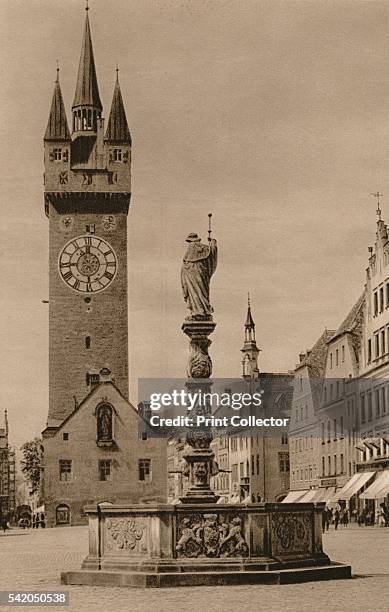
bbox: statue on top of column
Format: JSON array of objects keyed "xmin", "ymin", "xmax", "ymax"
[{"xmin": 181, "ymin": 222, "xmax": 217, "ymax": 321}]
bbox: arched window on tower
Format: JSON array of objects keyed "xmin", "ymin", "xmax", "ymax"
[
  {"xmin": 85, "ymin": 336, "xmax": 91, "ymax": 349},
  {"xmin": 96, "ymin": 403, "xmax": 114, "ymax": 446}
]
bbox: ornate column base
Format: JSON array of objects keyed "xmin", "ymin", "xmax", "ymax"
[{"xmin": 179, "ymin": 448, "xmax": 220, "ymax": 504}]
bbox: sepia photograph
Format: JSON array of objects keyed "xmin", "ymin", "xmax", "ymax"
[{"xmin": 0, "ymin": 0, "xmax": 388, "ymax": 610}]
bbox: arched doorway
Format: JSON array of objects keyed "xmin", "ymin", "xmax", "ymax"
[{"xmin": 56, "ymin": 504, "xmax": 70, "ymax": 525}]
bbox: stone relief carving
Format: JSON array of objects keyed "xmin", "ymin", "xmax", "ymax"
[
  {"xmin": 176, "ymin": 514, "xmax": 248, "ymax": 559},
  {"xmin": 102, "ymin": 214, "xmax": 117, "ymax": 232},
  {"xmin": 188, "ymin": 335, "xmax": 212, "ymax": 377},
  {"xmin": 105, "ymin": 518, "xmax": 147, "ymax": 553},
  {"xmin": 271, "ymin": 512, "xmax": 312, "ymax": 555},
  {"xmin": 59, "ymin": 216, "xmax": 74, "ymax": 232}
]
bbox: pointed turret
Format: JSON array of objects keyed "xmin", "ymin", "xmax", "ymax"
[
  {"xmin": 245, "ymin": 297, "xmax": 255, "ymax": 330},
  {"xmin": 105, "ymin": 72, "xmax": 131, "ymax": 144},
  {"xmin": 244, "ymin": 293, "xmax": 256, "ymax": 340},
  {"xmin": 72, "ymin": 6, "xmax": 102, "ymax": 133},
  {"xmin": 44, "ymin": 72, "xmax": 70, "ymax": 141},
  {"xmin": 241, "ymin": 294, "xmax": 260, "ymax": 379}
]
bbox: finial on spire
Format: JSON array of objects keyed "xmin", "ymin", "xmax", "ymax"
[
  {"xmin": 371, "ymin": 191, "xmax": 383, "ymax": 221},
  {"xmin": 116, "ymin": 63, "xmax": 119, "ymax": 82},
  {"xmin": 86, "ymin": 0, "xmax": 89, "ymax": 12},
  {"xmin": 56, "ymin": 59, "xmax": 59, "ymax": 83},
  {"xmin": 248, "ymin": 292, "xmax": 251, "ymax": 308}
]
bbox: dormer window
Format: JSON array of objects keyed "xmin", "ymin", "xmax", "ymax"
[{"xmin": 96, "ymin": 402, "xmax": 114, "ymax": 446}]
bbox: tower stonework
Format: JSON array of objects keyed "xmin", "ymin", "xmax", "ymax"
[{"xmin": 44, "ymin": 11, "xmax": 131, "ymax": 423}]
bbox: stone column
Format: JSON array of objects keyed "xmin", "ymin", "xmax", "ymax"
[{"xmin": 180, "ymin": 320, "xmax": 219, "ymax": 504}]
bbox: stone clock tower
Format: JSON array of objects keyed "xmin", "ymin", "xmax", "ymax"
[{"xmin": 44, "ymin": 8, "xmax": 131, "ymax": 423}]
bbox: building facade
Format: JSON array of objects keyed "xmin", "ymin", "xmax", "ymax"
[
  {"xmin": 43, "ymin": 370, "xmax": 166, "ymax": 527},
  {"xmin": 211, "ymin": 299, "xmax": 293, "ymax": 503},
  {"xmin": 41, "ymin": 7, "xmax": 166, "ymax": 525},
  {"xmin": 0, "ymin": 411, "xmax": 16, "ymax": 525},
  {"xmin": 317, "ymin": 300, "xmax": 362, "ymax": 504},
  {"xmin": 354, "ymin": 211, "xmax": 389, "ymax": 511},
  {"xmin": 288, "ymin": 330, "xmax": 335, "ymax": 501},
  {"xmin": 287, "ymin": 209, "xmax": 389, "ymax": 512}
]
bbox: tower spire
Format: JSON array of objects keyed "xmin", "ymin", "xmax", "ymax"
[
  {"xmin": 44, "ymin": 68, "xmax": 70, "ymax": 141},
  {"xmin": 241, "ymin": 294, "xmax": 260, "ymax": 379},
  {"xmin": 72, "ymin": 5, "xmax": 102, "ymax": 132},
  {"xmin": 105, "ymin": 70, "xmax": 131, "ymax": 144},
  {"xmin": 245, "ymin": 292, "xmax": 255, "ymax": 329}
]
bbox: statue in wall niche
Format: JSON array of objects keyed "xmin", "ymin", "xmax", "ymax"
[
  {"xmin": 97, "ymin": 404, "xmax": 113, "ymax": 442},
  {"xmin": 181, "ymin": 216, "xmax": 217, "ymax": 320}
]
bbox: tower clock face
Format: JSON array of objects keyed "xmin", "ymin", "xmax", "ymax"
[{"xmin": 58, "ymin": 235, "xmax": 118, "ymax": 293}]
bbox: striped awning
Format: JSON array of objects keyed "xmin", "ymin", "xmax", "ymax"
[
  {"xmin": 282, "ymin": 490, "xmax": 308, "ymax": 503},
  {"xmin": 360, "ymin": 471, "xmax": 389, "ymax": 500},
  {"xmin": 297, "ymin": 489, "xmax": 319, "ymax": 503},
  {"xmin": 333, "ymin": 472, "xmax": 375, "ymax": 501}
]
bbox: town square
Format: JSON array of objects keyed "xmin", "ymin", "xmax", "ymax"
[
  {"xmin": 0, "ymin": 0, "xmax": 388, "ymax": 610},
  {"xmin": 0, "ymin": 524, "xmax": 388, "ymax": 611}
]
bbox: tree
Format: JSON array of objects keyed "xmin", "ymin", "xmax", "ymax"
[{"xmin": 20, "ymin": 438, "xmax": 43, "ymax": 495}]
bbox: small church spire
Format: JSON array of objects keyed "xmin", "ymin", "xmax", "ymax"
[
  {"xmin": 241, "ymin": 293, "xmax": 260, "ymax": 379},
  {"xmin": 105, "ymin": 71, "xmax": 131, "ymax": 144},
  {"xmin": 44, "ymin": 68, "xmax": 70, "ymax": 141},
  {"xmin": 245, "ymin": 292, "xmax": 255, "ymax": 330},
  {"xmin": 72, "ymin": 4, "xmax": 102, "ymax": 132}
]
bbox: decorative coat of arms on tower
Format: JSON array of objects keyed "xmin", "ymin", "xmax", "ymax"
[{"xmin": 102, "ymin": 215, "xmax": 116, "ymax": 232}]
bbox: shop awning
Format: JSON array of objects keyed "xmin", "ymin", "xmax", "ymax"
[
  {"xmin": 297, "ymin": 490, "xmax": 315, "ymax": 502},
  {"xmin": 282, "ymin": 490, "xmax": 308, "ymax": 503},
  {"xmin": 315, "ymin": 487, "xmax": 336, "ymax": 504},
  {"xmin": 360, "ymin": 471, "xmax": 389, "ymax": 500},
  {"xmin": 333, "ymin": 472, "xmax": 375, "ymax": 501}
]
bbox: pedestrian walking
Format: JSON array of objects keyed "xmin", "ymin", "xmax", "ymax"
[
  {"xmin": 326, "ymin": 507, "xmax": 332, "ymax": 530},
  {"xmin": 334, "ymin": 509, "xmax": 340, "ymax": 530}
]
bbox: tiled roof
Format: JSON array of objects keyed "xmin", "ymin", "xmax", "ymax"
[
  {"xmin": 298, "ymin": 329, "xmax": 336, "ymax": 378},
  {"xmin": 332, "ymin": 292, "xmax": 365, "ymax": 340}
]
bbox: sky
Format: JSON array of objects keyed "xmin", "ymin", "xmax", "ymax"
[{"xmin": 0, "ymin": 0, "xmax": 388, "ymax": 449}]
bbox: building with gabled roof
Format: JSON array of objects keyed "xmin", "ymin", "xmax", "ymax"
[
  {"xmin": 42, "ymin": 368, "xmax": 166, "ymax": 527},
  {"xmin": 287, "ymin": 329, "xmax": 335, "ymax": 502}
]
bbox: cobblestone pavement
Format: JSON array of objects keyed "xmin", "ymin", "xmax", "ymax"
[{"xmin": 0, "ymin": 524, "xmax": 388, "ymax": 612}]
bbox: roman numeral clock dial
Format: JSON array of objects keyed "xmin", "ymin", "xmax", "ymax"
[{"xmin": 58, "ymin": 235, "xmax": 118, "ymax": 293}]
